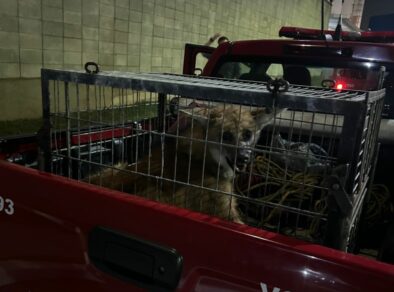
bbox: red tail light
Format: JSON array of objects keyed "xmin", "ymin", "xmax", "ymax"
[{"xmin": 336, "ymin": 82, "xmax": 345, "ymax": 90}]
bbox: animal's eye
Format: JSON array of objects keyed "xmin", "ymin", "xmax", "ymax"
[
  {"xmin": 222, "ymin": 131, "xmax": 234, "ymax": 142},
  {"xmin": 242, "ymin": 129, "xmax": 253, "ymax": 141}
]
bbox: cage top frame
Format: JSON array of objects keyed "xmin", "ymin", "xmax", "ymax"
[
  {"xmin": 41, "ymin": 68, "xmax": 385, "ymax": 115},
  {"xmin": 40, "ymin": 68, "xmax": 385, "ymax": 190}
]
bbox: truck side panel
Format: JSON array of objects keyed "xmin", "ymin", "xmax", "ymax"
[{"xmin": 1, "ymin": 161, "xmax": 394, "ymax": 291}]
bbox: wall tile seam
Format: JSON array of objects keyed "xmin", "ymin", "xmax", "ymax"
[
  {"xmin": 125, "ymin": 0, "xmax": 130, "ymax": 69},
  {"xmin": 85, "ymin": 0, "xmax": 97, "ymax": 67},
  {"xmin": 56, "ymin": 0, "xmax": 65, "ymax": 67},
  {"xmin": 136, "ymin": 0, "xmax": 144, "ymax": 71},
  {"xmin": 78, "ymin": 0, "xmax": 82, "ymax": 67},
  {"xmin": 16, "ymin": 0, "xmax": 21, "ymax": 77},
  {"xmin": 40, "ymin": 0, "xmax": 45, "ymax": 72},
  {"xmin": 111, "ymin": 2, "xmax": 116, "ymax": 68},
  {"xmin": 99, "ymin": 1, "xmax": 111, "ymax": 69}
]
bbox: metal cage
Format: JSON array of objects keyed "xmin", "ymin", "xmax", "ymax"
[{"xmin": 39, "ymin": 68, "xmax": 385, "ymax": 251}]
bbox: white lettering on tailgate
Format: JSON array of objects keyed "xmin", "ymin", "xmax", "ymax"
[
  {"xmin": 0, "ymin": 196, "xmax": 14, "ymax": 215},
  {"xmin": 260, "ymin": 282, "xmax": 290, "ymax": 292}
]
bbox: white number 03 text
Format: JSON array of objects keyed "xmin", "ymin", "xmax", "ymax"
[{"xmin": 0, "ymin": 196, "xmax": 14, "ymax": 215}]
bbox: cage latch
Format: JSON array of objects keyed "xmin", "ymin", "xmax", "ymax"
[
  {"xmin": 323, "ymin": 175, "xmax": 353, "ymax": 215},
  {"xmin": 266, "ymin": 78, "xmax": 289, "ymax": 93}
]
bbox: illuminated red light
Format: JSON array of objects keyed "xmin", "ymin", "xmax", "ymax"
[{"xmin": 336, "ymin": 83, "xmax": 344, "ymax": 90}]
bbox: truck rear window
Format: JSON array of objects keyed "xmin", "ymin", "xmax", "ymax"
[{"xmin": 214, "ymin": 61, "xmax": 383, "ymax": 91}]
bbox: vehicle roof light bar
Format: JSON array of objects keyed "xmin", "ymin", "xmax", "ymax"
[{"xmin": 279, "ymin": 27, "xmax": 394, "ymax": 43}]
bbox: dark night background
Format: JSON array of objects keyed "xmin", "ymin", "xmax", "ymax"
[{"xmin": 361, "ymin": 0, "xmax": 394, "ymax": 30}]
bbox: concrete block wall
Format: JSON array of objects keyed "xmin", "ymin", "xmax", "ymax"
[{"xmin": 0, "ymin": 0, "xmax": 330, "ymax": 121}]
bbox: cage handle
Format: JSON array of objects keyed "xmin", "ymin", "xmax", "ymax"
[{"xmin": 84, "ymin": 62, "xmax": 100, "ymax": 74}]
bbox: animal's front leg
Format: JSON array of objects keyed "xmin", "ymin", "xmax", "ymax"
[{"xmin": 230, "ymin": 200, "xmax": 244, "ymax": 224}]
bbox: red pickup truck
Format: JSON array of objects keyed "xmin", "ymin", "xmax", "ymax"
[
  {"xmin": 186, "ymin": 26, "xmax": 394, "ymax": 253},
  {"xmin": 1, "ymin": 27, "xmax": 394, "ymax": 292}
]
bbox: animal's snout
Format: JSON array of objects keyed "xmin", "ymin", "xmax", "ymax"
[
  {"xmin": 236, "ymin": 156, "xmax": 249, "ymax": 166},
  {"xmin": 236, "ymin": 149, "xmax": 252, "ymax": 167}
]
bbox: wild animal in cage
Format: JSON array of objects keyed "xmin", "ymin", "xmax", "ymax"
[
  {"xmin": 41, "ymin": 70, "xmax": 385, "ymax": 250},
  {"xmin": 88, "ymin": 103, "xmax": 284, "ymax": 224}
]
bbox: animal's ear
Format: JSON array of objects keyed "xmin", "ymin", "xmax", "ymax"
[
  {"xmin": 251, "ymin": 107, "xmax": 286, "ymax": 128},
  {"xmin": 178, "ymin": 108, "xmax": 210, "ymax": 127}
]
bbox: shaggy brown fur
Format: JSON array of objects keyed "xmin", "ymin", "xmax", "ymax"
[{"xmin": 88, "ymin": 104, "xmax": 281, "ymax": 223}]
